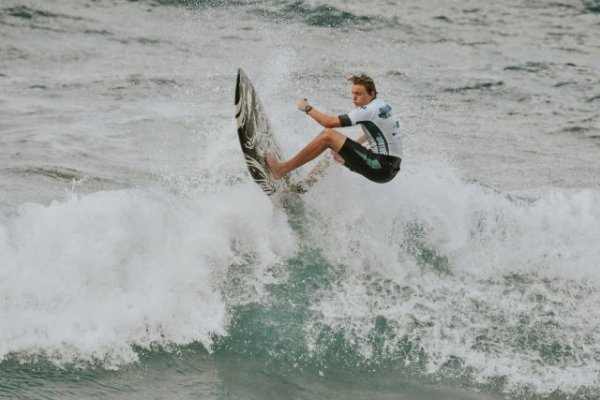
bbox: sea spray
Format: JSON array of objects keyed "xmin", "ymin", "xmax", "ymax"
[{"xmin": 0, "ymin": 185, "xmax": 297, "ymax": 367}]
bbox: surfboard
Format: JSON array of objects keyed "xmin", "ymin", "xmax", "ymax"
[{"xmin": 234, "ymin": 68, "xmax": 289, "ymax": 195}]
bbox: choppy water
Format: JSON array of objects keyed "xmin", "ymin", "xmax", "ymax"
[{"xmin": 1, "ymin": 1, "xmax": 599, "ymax": 399}]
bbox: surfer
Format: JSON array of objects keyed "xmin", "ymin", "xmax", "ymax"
[{"xmin": 266, "ymin": 74, "xmax": 402, "ymax": 184}]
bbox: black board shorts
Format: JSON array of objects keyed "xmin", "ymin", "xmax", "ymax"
[{"xmin": 338, "ymin": 138, "xmax": 401, "ymax": 183}]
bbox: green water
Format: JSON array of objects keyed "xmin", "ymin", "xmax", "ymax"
[{"xmin": 0, "ymin": 350, "xmax": 504, "ymax": 400}]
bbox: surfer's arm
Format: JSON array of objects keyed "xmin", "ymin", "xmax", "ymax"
[{"xmin": 297, "ymin": 99, "xmax": 341, "ymax": 129}]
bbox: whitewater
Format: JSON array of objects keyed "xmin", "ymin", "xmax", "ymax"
[{"xmin": 1, "ymin": 1, "xmax": 599, "ymax": 399}]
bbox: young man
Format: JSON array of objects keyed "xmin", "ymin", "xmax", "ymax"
[{"xmin": 266, "ymin": 74, "xmax": 402, "ymax": 184}]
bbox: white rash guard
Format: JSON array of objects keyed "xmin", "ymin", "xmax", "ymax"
[{"xmin": 339, "ymin": 97, "xmax": 403, "ymax": 159}]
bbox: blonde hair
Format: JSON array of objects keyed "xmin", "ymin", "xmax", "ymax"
[{"xmin": 347, "ymin": 74, "xmax": 377, "ymax": 97}]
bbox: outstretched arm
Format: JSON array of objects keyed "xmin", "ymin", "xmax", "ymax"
[{"xmin": 297, "ymin": 99, "xmax": 341, "ymax": 129}]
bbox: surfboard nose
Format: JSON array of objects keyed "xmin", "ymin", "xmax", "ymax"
[{"xmin": 235, "ymin": 68, "xmax": 244, "ymax": 105}]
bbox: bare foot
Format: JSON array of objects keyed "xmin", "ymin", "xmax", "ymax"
[{"xmin": 265, "ymin": 154, "xmax": 287, "ymax": 180}]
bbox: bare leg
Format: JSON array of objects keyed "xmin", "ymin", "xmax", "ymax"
[
  {"xmin": 266, "ymin": 129, "xmax": 347, "ymax": 180},
  {"xmin": 301, "ymin": 149, "xmax": 348, "ymax": 188},
  {"xmin": 302, "ymin": 152, "xmax": 332, "ymax": 188}
]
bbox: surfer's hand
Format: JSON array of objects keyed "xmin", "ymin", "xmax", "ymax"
[{"xmin": 297, "ymin": 99, "xmax": 309, "ymax": 112}]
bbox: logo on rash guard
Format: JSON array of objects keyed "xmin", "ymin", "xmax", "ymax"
[
  {"xmin": 393, "ymin": 121, "xmax": 401, "ymax": 137},
  {"xmin": 378, "ymin": 105, "xmax": 392, "ymax": 119}
]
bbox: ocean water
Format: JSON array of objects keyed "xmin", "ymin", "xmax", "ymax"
[{"xmin": 1, "ymin": 0, "xmax": 600, "ymax": 399}]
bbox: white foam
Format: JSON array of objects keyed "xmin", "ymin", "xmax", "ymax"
[
  {"xmin": 303, "ymin": 155, "xmax": 600, "ymax": 280},
  {"xmin": 0, "ymin": 185, "xmax": 297, "ymax": 367},
  {"xmin": 302, "ymin": 155, "xmax": 600, "ymax": 395}
]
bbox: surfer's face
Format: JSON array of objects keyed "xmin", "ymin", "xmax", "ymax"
[{"xmin": 351, "ymin": 84, "xmax": 375, "ymax": 107}]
